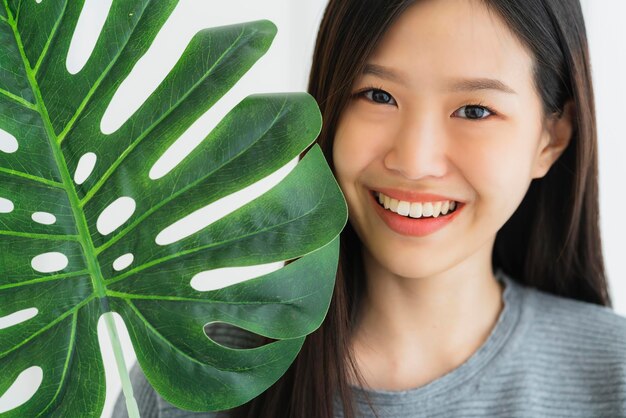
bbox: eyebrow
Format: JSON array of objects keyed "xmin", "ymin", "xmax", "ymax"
[
  {"xmin": 363, "ymin": 63, "xmax": 409, "ymax": 84},
  {"xmin": 448, "ymin": 78, "xmax": 517, "ymax": 95},
  {"xmin": 362, "ymin": 63, "xmax": 517, "ymax": 95}
]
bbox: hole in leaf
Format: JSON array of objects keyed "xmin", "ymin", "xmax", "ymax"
[
  {"xmin": 0, "ymin": 308, "xmax": 38, "ymax": 330},
  {"xmin": 155, "ymin": 158, "xmax": 297, "ymax": 246},
  {"xmin": 99, "ymin": 3, "xmax": 195, "ymax": 135},
  {"xmin": 66, "ymin": 0, "xmax": 113, "ymax": 74},
  {"xmin": 112, "ymin": 253, "xmax": 134, "ymax": 271},
  {"xmin": 204, "ymin": 322, "xmax": 273, "ymax": 350},
  {"xmin": 191, "ymin": 261, "xmax": 284, "ymax": 292},
  {"xmin": 0, "ymin": 366, "xmax": 43, "ymax": 413},
  {"xmin": 97, "ymin": 196, "xmax": 136, "ymax": 236},
  {"xmin": 0, "ymin": 129, "xmax": 18, "ymax": 154},
  {"xmin": 149, "ymin": 105, "xmax": 230, "ymax": 181},
  {"xmin": 35, "ymin": 0, "xmax": 42, "ymax": 3},
  {"xmin": 31, "ymin": 252, "xmax": 68, "ymax": 273},
  {"xmin": 0, "ymin": 197, "xmax": 14, "ymax": 213},
  {"xmin": 74, "ymin": 152, "xmax": 97, "ymax": 185},
  {"xmin": 31, "ymin": 212, "xmax": 56, "ymax": 225}
]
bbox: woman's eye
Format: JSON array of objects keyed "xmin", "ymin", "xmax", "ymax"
[
  {"xmin": 453, "ymin": 105, "xmax": 493, "ymax": 120},
  {"xmin": 362, "ymin": 89, "xmax": 397, "ymax": 105}
]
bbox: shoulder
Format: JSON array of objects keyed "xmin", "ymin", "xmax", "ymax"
[
  {"xmin": 473, "ymin": 277, "xmax": 626, "ymax": 417},
  {"xmin": 490, "ymin": 279, "xmax": 626, "ymax": 414},
  {"xmin": 526, "ymin": 284, "xmax": 626, "ymax": 341},
  {"xmin": 520, "ymin": 282, "xmax": 626, "ymax": 365}
]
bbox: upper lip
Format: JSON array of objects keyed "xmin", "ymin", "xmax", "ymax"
[{"xmin": 372, "ymin": 187, "xmax": 463, "ymax": 203}]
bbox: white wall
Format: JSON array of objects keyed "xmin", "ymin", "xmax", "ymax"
[{"xmin": 0, "ymin": 1, "xmax": 622, "ymax": 417}]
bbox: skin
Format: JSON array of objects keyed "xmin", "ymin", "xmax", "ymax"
[{"xmin": 332, "ymin": 0, "xmax": 574, "ymax": 390}]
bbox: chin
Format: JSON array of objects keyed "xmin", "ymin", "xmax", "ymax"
[
  {"xmin": 367, "ymin": 243, "xmax": 454, "ymax": 280},
  {"xmin": 391, "ymin": 261, "xmax": 448, "ymax": 280}
]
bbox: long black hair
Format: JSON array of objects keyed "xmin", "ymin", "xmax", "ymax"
[{"xmin": 232, "ymin": 1, "xmax": 610, "ymax": 417}]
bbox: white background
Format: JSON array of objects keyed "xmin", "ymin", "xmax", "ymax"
[{"xmin": 0, "ymin": 1, "xmax": 623, "ymax": 417}]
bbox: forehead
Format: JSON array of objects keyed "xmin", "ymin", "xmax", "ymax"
[{"xmin": 366, "ymin": 0, "xmax": 534, "ymax": 93}]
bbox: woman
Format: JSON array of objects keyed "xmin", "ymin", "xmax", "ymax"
[{"xmin": 115, "ymin": 0, "xmax": 626, "ymax": 417}]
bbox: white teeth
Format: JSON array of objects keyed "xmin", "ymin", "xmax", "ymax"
[
  {"xmin": 409, "ymin": 202, "xmax": 422, "ymax": 218},
  {"xmin": 375, "ymin": 192, "xmax": 459, "ymax": 219},
  {"xmin": 397, "ymin": 201, "xmax": 410, "ymax": 216},
  {"xmin": 432, "ymin": 201, "xmax": 442, "ymax": 218},
  {"xmin": 422, "ymin": 202, "xmax": 433, "ymax": 217},
  {"xmin": 441, "ymin": 201, "xmax": 450, "ymax": 215}
]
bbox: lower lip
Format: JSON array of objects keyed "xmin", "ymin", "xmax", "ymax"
[{"xmin": 370, "ymin": 192, "xmax": 464, "ymax": 237}]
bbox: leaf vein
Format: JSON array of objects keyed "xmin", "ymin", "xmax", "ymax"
[
  {"xmin": 0, "ymin": 86, "xmax": 37, "ymax": 109},
  {"xmin": 0, "ymin": 270, "xmax": 88, "ymax": 291},
  {"xmin": 0, "ymin": 167, "xmax": 64, "ymax": 188},
  {"xmin": 107, "ymin": 290, "xmax": 317, "ymax": 305},
  {"xmin": 0, "ymin": 230, "xmax": 79, "ymax": 241},
  {"xmin": 33, "ymin": 0, "xmax": 69, "ymax": 75},
  {"xmin": 39, "ymin": 310, "xmax": 78, "ymax": 415}
]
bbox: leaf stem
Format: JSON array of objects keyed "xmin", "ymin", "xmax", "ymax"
[{"xmin": 103, "ymin": 311, "xmax": 140, "ymax": 418}]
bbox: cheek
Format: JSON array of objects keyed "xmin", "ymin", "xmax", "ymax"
[
  {"xmin": 332, "ymin": 114, "xmax": 388, "ymax": 186},
  {"xmin": 451, "ymin": 123, "xmax": 542, "ymax": 211},
  {"xmin": 332, "ymin": 115, "xmax": 391, "ymax": 229}
]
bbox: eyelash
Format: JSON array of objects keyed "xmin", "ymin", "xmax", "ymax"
[{"xmin": 353, "ymin": 86, "xmax": 498, "ymax": 119}]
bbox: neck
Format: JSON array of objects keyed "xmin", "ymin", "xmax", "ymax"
[{"xmin": 349, "ymin": 240, "xmax": 504, "ymax": 390}]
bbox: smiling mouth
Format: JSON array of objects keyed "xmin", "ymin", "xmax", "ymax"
[{"xmin": 372, "ymin": 191, "xmax": 461, "ymax": 219}]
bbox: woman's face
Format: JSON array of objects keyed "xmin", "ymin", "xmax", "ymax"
[{"xmin": 332, "ymin": 0, "xmax": 569, "ymax": 279}]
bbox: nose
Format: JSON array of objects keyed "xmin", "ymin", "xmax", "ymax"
[{"xmin": 383, "ymin": 113, "xmax": 449, "ymax": 180}]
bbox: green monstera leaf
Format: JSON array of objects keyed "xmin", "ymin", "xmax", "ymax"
[{"xmin": 0, "ymin": 0, "xmax": 347, "ymax": 416}]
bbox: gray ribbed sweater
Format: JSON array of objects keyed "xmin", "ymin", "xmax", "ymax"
[{"xmin": 112, "ymin": 270, "xmax": 626, "ymax": 417}]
